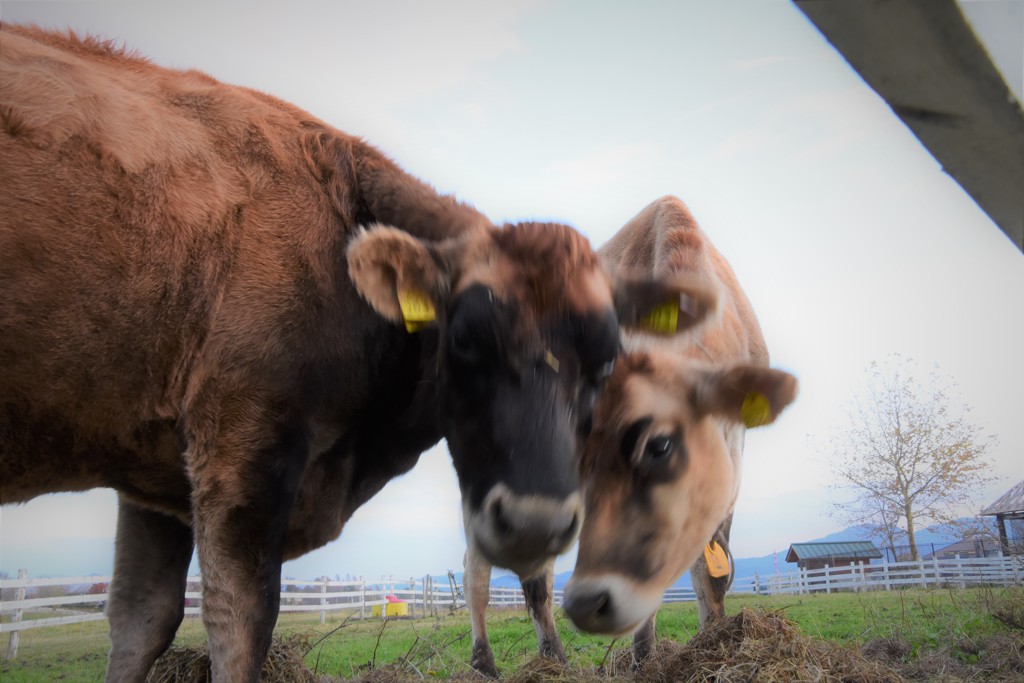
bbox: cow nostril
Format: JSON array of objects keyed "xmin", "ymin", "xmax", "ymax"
[{"xmin": 565, "ymin": 589, "xmax": 612, "ymax": 624}]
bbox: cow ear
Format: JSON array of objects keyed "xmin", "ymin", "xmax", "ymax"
[
  {"xmin": 612, "ymin": 274, "xmax": 720, "ymax": 337},
  {"xmin": 693, "ymin": 365, "xmax": 798, "ymax": 428},
  {"xmin": 347, "ymin": 225, "xmax": 449, "ymax": 332}
]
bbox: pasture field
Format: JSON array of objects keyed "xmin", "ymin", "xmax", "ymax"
[{"xmin": 2, "ymin": 587, "xmax": 1021, "ymax": 681}]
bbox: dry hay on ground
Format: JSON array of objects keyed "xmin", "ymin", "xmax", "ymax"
[
  {"xmin": 861, "ymin": 633, "xmax": 1024, "ymax": 682},
  {"xmin": 631, "ymin": 607, "xmax": 907, "ymax": 683},
  {"xmin": 348, "ymin": 607, "xmax": 909, "ymax": 683},
  {"xmin": 147, "ymin": 634, "xmax": 329, "ymax": 683},
  {"xmin": 147, "ymin": 607, "xmax": 1023, "ymax": 682}
]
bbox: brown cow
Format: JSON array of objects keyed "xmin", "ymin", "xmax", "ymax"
[
  {"xmin": 0, "ymin": 26, "xmax": 708, "ymax": 683},
  {"xmin": 561, "ymin": 195, "xmax": 798, "ymax": 655}
]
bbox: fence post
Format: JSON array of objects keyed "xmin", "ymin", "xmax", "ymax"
[
  {"xmin": 359, "ymin": 577, "xmax": 365, "ymax": 620},
  {"xmin": 319, "ymin": 576, "xmax": 328, "ymax": 625},
  {"xmin": 753, "ymin": 572, "xmax": 760, "ymax": 595},
  {"xmin": 955, "ymin": 554, "xmax": 964, "ymax": 589},
  {"xmin": 883, "ymin": 557, "xmax": 891, "ymax": 591},
  {"xmin": 932, "ymin": 556, "xmax": 940, "ymax": 588},
  {"xmin": 5, "ymin": 569, "xmax": 27, "ymax": 660},
  {"xmin": 919, "ymin": 559, "xmax": 928, "ymax": 588},
  {"xmin": 824, "ymin": 564, "xmax": 831, "ymax": 594}
]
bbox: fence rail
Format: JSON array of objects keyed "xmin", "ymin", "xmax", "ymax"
[
  {"xmin": 3, "ymin": 553, "xmax": 1020, "ymax": 658},
  {"xmin": 728, "ymin": 554, "xmax": 1023, "ymax": 596}
]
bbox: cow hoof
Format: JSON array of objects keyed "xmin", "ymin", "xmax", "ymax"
[
  {"xmin": 470, "ymin": 661, "xmax": 500, "ymax": 679},
  {"xmin": 538, "ymin": 642, "xmax": 567, "ymax": 665},
  {"xmin": 471, "ymin": 641, "xmax": 499, "ymax": 678}
]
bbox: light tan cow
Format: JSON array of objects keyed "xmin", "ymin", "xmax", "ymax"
[
  {"xmin": 461, "ymin": 195, "xmax": 794, "ymax": 674},
  {"xmin": 562, "ymin": 195, "xmax": 798, "ymax": 652}
]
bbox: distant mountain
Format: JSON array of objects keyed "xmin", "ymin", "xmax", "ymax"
[
  {"xmin": 491, "ymin": 520, "xmax": 977, "ymax": 590},
  {"xmin": 490, "ymin": 573, "xmax": 523, "ymax": 588},
  {"xmin": 489, "ymin": 571, "xmax": 573, "ymax": 590}
]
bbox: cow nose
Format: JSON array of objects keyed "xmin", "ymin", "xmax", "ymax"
[
  {"xmin": 484, "ymin": 486, "xmax": 583, "ymax": 558},
  {"xmin": 562, "ymin": 586, "xmax": 613, "ymax": 632}
]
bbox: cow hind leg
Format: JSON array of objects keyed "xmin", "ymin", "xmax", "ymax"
[
  {"xmin": 463, "ymin": 547, "xmax": 499, "ymax": 677},
  {"xmin": 106, "ymin": 497, "xmax": 194, "ymax": 683},
  {"xmin": 190, "ymin": 423, "xmax": 308, "ymax": 683},
  {"xmin": 521, "ymin": 560, "xmax": 566, "ymax": 664}
]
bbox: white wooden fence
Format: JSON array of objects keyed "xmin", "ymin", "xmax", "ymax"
[
  {"xmin": 3, "ymin": 554, "xmax": 1020, "ymax": 658},
  {"xmin": 0, "ymin": 572, "xmax": 555, "ymax": 658},
  {"xmin": 727, "ymin": 554, "xmax": 1023, "ymax": 596}
]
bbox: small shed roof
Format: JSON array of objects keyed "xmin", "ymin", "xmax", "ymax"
[
  {"xmin": 923, "ymin": 538, "xmax": 989, "ymax": 559},
  {"xmin": 785, "ymin": 541, "xmax": 882, "ymax": 563},
  {"xmin": 982, "ymin": 479, "xmax": 1024, "ymax": 517}
]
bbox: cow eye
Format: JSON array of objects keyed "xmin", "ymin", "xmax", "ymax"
[{"xmin": 645, "ymin": 435, "xmax": 673, "ymax": 461}]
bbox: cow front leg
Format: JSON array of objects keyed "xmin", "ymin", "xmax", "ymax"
[
  {"xmin": 106, "ymin": 496, "xmax": 194, "ymax": 683},
  {"xmin": 631, "ymin": 613, "xmax": 656, "ymax": 667},
  {"xmin": 692, "ymin": 514, "xmax": 734, "ymax": 627},
  {"xmin": 189, "ymin": 421, "xmax": 308, "ymax": 683},
  {"xmin": 463, "ymin": 545, "xmax": 499, "ymax": 677},
  {"xmin": 521, "ymin": 560, "xmax": 566, "ymax": 664}
]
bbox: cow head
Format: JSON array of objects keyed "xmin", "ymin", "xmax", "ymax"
[
  {"xmin": 347, "ymin": 223, "xmax": 718, "ymax": 577},
  {"xmin": 563, "ymin": 350, "xmax": 797, "ymax": 635}
]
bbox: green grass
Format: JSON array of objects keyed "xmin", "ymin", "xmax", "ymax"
[{"xmin": 2, "ymin": 587, "xmax": 1020, "ymax": 681}]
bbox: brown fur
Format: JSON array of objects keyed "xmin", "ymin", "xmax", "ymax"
[{"xmin": 0, "ymin": 22, "xmax": 485, "ymax": 516}]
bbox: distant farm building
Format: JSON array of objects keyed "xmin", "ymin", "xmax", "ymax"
[
  {"xmin": 785, "ymin": 542, "xmax": 882, "ymax": 571},
  {"xmin": 923, "ymin": 537, "xmax": 1003, "ymax": 560},
  {"xmin": 981, "ymin": 478, "xmax": 1024, "ymax": 556}
]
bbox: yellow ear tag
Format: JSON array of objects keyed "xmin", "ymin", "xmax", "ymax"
[
  {"xmin": 397, "ymin": 289, "xmax": 436, "ymax": 333},
  {"xmin": 640, "ymin": 299, "xmax": 679, "ymax": 335},
  {"xmin": 741, "ymin": 391, "xmax": 772, "ymax": 428},
  {"xmin": 704, "ymin": 541, "xmax": 731, "ymax": 578}
]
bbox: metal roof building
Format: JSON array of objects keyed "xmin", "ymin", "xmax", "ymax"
[
  {"xmin": 785, "ymin": 541, "xmax": 883, "ymax": 570},
  {"xmin": 981, "ymin": 479, "xmax": 1024, "ymax": 554},
  {"xmin": 983, "ymin": 479, "xmax": 1024, "ymax": 517}
]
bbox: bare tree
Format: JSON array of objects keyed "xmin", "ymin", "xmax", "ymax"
[
  {"xmin": 831, "ymin": 493, "xmax": 907, "ymax": 560},
  {"xmin": 828, "ymin": 355, "xmax": 998, "ymax": 560}
]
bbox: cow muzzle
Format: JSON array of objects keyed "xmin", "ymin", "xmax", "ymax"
[
  {"xmin": 562, "ymin": 574, "xmax": 661, "ymax": 636},
  {"xmin": 466, "ymin": 484, "xmax": 582, "ymax": 576}
]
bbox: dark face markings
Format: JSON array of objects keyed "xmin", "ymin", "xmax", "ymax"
[
  {"xmin": 563, "ymin": 309, "xmax": 619, "ymax": 437},
  {"xmin": 440, "ymin": 283, "xmax": 620, "ymax": 511}
]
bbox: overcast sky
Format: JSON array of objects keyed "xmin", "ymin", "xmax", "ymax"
[{"xmin": 1, "ymin": 0, "xmax": 1021, "ymax": 583}]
